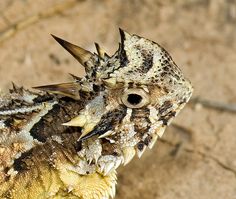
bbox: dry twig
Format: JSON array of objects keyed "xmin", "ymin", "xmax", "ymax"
[{"xmin": 190, "ymin": 96, "xmax": 236, "ymax": 113}]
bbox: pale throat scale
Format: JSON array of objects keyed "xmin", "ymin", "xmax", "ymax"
[{"xmin": 0, "ymin": 29, "xmax": 193, "ymax": 199}]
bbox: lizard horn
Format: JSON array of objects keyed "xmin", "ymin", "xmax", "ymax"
[
  {"xmin": 33, "ymin": 82, "xmax": 81, "ymax": 100},
  {"xmin": 51, "ymin": 34, "xmax": 95, "ymax": 70}
]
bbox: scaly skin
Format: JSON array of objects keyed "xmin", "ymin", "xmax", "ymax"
[{"xmin": 0, "ymin": 29, "xmax": 193, "ymax": 198}]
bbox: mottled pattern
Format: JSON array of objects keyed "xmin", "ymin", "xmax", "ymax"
[{"xmin": 0, "ymin": 29, "xmax": 193, "ymax": 199}]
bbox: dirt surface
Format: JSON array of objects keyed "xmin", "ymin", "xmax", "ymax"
[{"xmin": 0, "ymin": 0, "xmax": 236, "ymax": 198}]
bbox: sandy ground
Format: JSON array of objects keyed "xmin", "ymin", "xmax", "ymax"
[{"xmin": 0, "ymin": 0, "xmax": 236, "ymax": 198}]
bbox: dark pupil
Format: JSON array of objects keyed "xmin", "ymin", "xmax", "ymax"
[{"xmin": 127, "ymin": 94, "xmax": 142, "ymax": 105}]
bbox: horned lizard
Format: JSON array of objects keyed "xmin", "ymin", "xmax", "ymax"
[{"xmin": 0, "ymin": 29, "xmax": 193, "ymax": 199}]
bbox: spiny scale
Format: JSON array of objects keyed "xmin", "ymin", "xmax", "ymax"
[
  {"xmin": 95, "ymin": 42, "xmax": 110, "ymax": 60},
  {"xmin": 33, "ymin": 82, "xmax": 81, "ymax": 100},
  {"xmin": 51, "ymin": 34, "xmax": 96, "ymax": 71},
  {"xmin": 0, "ymin": 29, "xmax": 193, "ymax": 199}
]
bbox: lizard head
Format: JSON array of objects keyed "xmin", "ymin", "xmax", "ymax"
[{"xmin": 37, "ymin": 29, "xmax": 193, "ymax": 174}]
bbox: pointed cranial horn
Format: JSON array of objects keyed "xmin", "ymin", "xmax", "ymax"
[
  {"xmin": 95, "ymin": 43, "xmax": 106, "ymax": 59},
  {"xmin": 119, "ymin": 28, "xmax": 126, "ymax": 45},
  {"xmin": 33, "ymin": 82, "xmax": 81, "ymax": 100},
  {"xmin": 94, "ymin": 43, "xmax": 110, "ymax": 61},
  {"xmin": 119, "ymin": 28, "xmax": 132, "ymax": 46},
  {"xmin": 69, "ymin": 73, "xmax": 81, "ymax": 82},
  {"xmin": 118, "ymin": 28, "xmax": 131, "ymax": 68},
  {"xmin": 51, "ymin": 34, "xmax": 94, "ymax": 69},
  {"xmin": 11, "ymin": 82, "xmax": 23, "ymax": 94}
]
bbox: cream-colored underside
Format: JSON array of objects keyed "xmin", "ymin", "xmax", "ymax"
[{"xmin": 0, "ymin": 161, "xmax": 116, "ymax": 199}]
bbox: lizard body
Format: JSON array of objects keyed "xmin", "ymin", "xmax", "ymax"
[{"xmin": 0, "ymin": 29, "xmax": 193, "ymax": 198}]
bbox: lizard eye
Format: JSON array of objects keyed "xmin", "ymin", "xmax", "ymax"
[{"xmin": 121, "ymin": 88, "xmax": 150, "ymax": 108}]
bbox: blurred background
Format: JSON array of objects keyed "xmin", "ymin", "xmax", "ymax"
[{"xmin": 0, "ymin": 0, "xmax": 235, "ymax": 198}]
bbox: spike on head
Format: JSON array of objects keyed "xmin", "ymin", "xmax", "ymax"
[
  {"xmin": 51, "ymin": 34, "xmax": 94, "ymax": 70},
  {"xmin": 104, "ymin": 53, "xmax": 110, "ymax": 59},
  {"xmin": 95, "ymin": 43, "xmax": 105, "ymax": 58},
  {"xmin": 95, "ymin": 43, "xmax": 110, "ymax": 62},
  {"xmin": 119, "ymin": 28, "xmax": 126, "ymax": 55},
  {"xmin": 11, "ymin": 82, "xmax": 22, "ymax": 93},
  {"xmin": 33, "ymin": 82, "xmax": 81, "ymax": 99},
  {"xmin": 9, "ymin": 82, "xmax": 28, "ymax": 96},
  {"xmin": 119, "ymin": 28, "xmax": 132, "ymax": 48},
  {"xmin": 11, "ymin": 82, "xmax": 18, "ymax": 91},
  {"xmin": 119, "ymin": 28, "xmax": 130, "ymax": 43},
  {"xmin": 69, "ymin": 73, "xmax": 82, "ymax": 82}
]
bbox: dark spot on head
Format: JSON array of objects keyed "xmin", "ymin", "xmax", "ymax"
[
  {"xmin": 161, "ymin": 72, "xmax": 167, "ymax": 77},
  {"xmin": 112, "ymin": 152, "xmax": 119, "ymax": 156},
  {"xmin": 144, "ymin": 135, "xmax": 152, "ymax": 146},
  {"xmin": 137, "ymin": 141, "xmax": 145, "ymax": 151},
  {"xmin": 174, "ymin": 74, "xmax": 180, "ymax": 80},
  {"xmin": 163, "ymin": 66, "xmax": 169, "ymax": 71},
  {"xmin": 140, "ymin": 49, "xmax": 153, "ymax": 73},
  {"xmin": 92, "ymin": 84, "xmax": 100, "ymax": 92},
  {"xmin": 128, "ymin": 82, "xmax": 134, "ymax": 87},
  {"xmin": 163, "ymin": 87, "xmax": 169, "ymax": 93}
]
